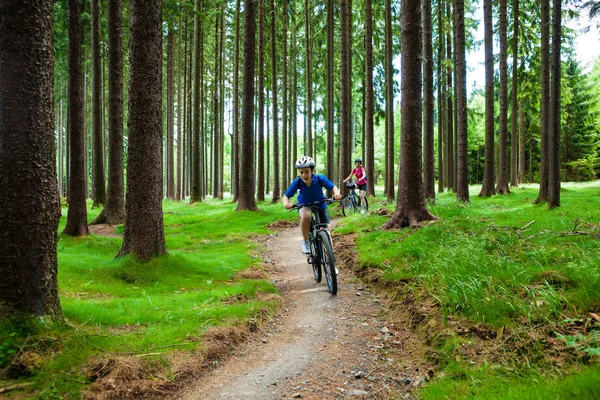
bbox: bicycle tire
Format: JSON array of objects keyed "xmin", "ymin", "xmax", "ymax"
[
  {"xmin": 318, "ymin": 230, "xmax": 337, "ymax": 295},
  {"xmin": 310, "ymin": 238, "xmax": 322, "ymax": 283},
  {"xmin": 341, "ymin": 197, "xmax": 355, "ymax": 217}
]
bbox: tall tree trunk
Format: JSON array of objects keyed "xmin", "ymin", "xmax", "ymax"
[
  {"xmin": 219, "ymin": 7, "xmax": 225, "ymax": 199},
  {"xmin": 282, "ymin": 0, "xmax": 289, "ymax": 189},
  {"xmin": 305, "ymin": 0, "xmax": 313, "ymax": 157},
  {"xmin": 385, "ymin": 0, "xmax": 436, "ymax": 229},
  {"xmin": 497, "ymin": 0, "xmax": 510, "ymax": 194},
  {"xmin": 0, "ymin": 0, "xmax": 63, "ymax": 320},
  {"xmin": 548, "ymin": 0, "xmax": 561, "ymax": 208},
  {"xmin": 422, "ymin": 0, "xmax": 435, "ymax": 200},
  {"xmin": 454, "ymin": 0, "xmax": 470, "ymax": 202},
  {"xmin": 519, "ymin": 95, "xmax": 526, "ymax": 183},
  {"xmin": 236, "ymin": 0, "xmax": 258, "ymax": 211},
  {"xmin": 91, "ymin": 0, "xmax": 105, "ymax": 207},
  {"xmin": 384, "ymin": 0, "xmax": 395, "ymax": 201},
  {"xmin": 232, "ymin": 0, "xmax": 241, "ymax": 202},
  {"xmin": 510, "ymin": 0, "xmax": 519, "ymax": 188},
  {"xmin": 118, "ymin": 0, "xmax": 166, "ymax": 260},
  {"xmin": 64, "ymin": 0, "xmax": 89, "ymax": 236},
  {"xmin": 479, "ymin": 0, "xmax": 496, "ymax": 196},
  {"xmin": 177, "ymin": 10, "xmax": 183, "ymax": 201},
  {"xmin": 191, "ymin": 0, "xmax": 203, "ymax": 203},
  {"xmin": 212, "ymin": 12, "xmax": 221, "ymax": 199},
  {"xmin": 326, "ymin": 0, "xmax": 334, "ymax": 195},
  {"xmin": 166, "ymin": 23, "xmax": 176, "ymax": 200},
  {"xmin": 291, "ymin": 6, "xmax": 298, "ymax": 168},
  {"xmin": 340, "ymin": 0, "xmax": 352, "ymax": 195},
  {"xmin": 437, "ymin": 0, "xmax": 446, "ymax": 193},
  {"xmin": 271, "ymin": 0, "xmax": 281, "ymax": 202},
  {"xmin": 92, "ymin": 0, "xmax": 125, "ymax": 225},
  {"xmin": 365, "ymin": 0, "xmax": 375, "ymax": 197},
  {"xmin": 257, "ymin": 0, "xmax": 266, "ymax": 201},
  {"xmin": 535, "ymin": 0, "xmax": 550, "ymax": 204},
  {"xmin": 445, "ymin": 1, "xmax": 454, "ymax": 192}
]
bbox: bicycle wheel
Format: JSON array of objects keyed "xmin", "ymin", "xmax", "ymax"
[
  {"xmin": 317, "ymin": 230, "xmax": 337, "ymax": 295},
  {"xmin": 342, "ymin": 197, "xmax": 355, "ymax": 217},
  {"xmin": 310, "ymin": 238, "xmax": 322, "ymax": 283}
]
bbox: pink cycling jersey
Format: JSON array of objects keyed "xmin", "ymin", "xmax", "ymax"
[{"xmin": 352, "ymin": 167, "xmax": 367, "ymax": 185}]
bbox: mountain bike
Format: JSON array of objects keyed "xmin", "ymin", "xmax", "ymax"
[
  {"xmin": 292, "ymin": 199, "xmax": 338, "ymax": 295},
  {"xmin": 342, "ymin": 181, "xmax": 369, "ymax": 217}
]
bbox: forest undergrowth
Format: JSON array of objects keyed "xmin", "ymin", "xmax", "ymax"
[
  {"xmin": 0, "ymin": 182, "xmax": 599, "ymax": 399},
  {"xmin": 335, "ymin": 181, "xmax": 600, "ymax": 399}
]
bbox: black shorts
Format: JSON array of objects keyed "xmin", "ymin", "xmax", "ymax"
[
  {"xmin": 300, "ymin": 206, "xmax": 330, "ymax": 224},
  {"xmin": 356, "ymin": 183, "xmax": 367, "ymax": 191}
]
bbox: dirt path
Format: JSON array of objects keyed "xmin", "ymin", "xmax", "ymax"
[{"xmin": 174, "ymin": 221, "xmax": 426, "ymax": 399}]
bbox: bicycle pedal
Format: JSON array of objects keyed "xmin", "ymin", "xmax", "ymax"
[{"xmin": 306, "ymin": 255, "xmax": 312, "ymax": 264}]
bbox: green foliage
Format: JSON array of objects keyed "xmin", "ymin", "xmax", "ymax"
[{"xmin": 1, "ymin": 198, "xmax": 289, "ymax": 397}]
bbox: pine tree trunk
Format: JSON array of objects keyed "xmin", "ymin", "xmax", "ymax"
[
  {"xmin": 385, "ymin": 0, "xmax": 436, "ymax": 229},
  {"xmin": 510, "ymin": 0, "xmax": 520, "ymax": 188},
  {"xmin": 454, "ymin": 0, "xmax": 469, "ymax": 202},
  {"xmin": 479, "ymin": 0, "xmax": 496, "ymax": 197},
  {"xmin": 365, "ymin": 0, "xmax": 375, "ymax": 197},
  {"xmin": 118, "ymin": 0, "xmax": 166, "ymax": 260},
  {"xmin": 340, "ymin": 0, "xmax": 352, "ymax": 195},
  {"xmin": 166, "ymin": 24, "xmax": 176, "ymax": 200},
  {"xmin": 257, "ymin": 0, "xmax": 266, "ymax": 201},
  {"xmin": 232, "ymin": 0, "xmax": 241, "ymax": 201},
  {"xmin": 0, "ymin": 0, "xmax": 63, "ymax": 320},
  {"xmin": 384, "ymin": 0, "xmax": 395, "ymax": 201},
  {"xmin": 326, "ymin": 0, "xmax": 334, "ymax": 196},
  {"xmin": 437, "ymin": 0, "xmax": 446, "ymax": 193},
  {"xmin": 548, "ymin": 0, "xmax": 561, "ymax": 208},
  {"xmin": 191, "ymin": 0, "xmax": 203, "ymax": 203},
  {"xmin": 91, "ymin": 0, "xmax": 105, "ymax": 207},
  {"xmin": 535, "ymin": 0, "xmax": 550, "ymax": 204},
  {"xmin": 445, "ymin": 1, "xmax": 454, "ymax": 192},
  {"xmin": 497, "ymin": 0, "xmax": 510, "ymax": 194},
  {"xmin": 271, "ymin": 0, "xmax": 281, "ymax": 202},
  {"xmin": 422, "ymin": 0, "xmax": 435, "ymax": 200},
  {"xmin": 305, "ymin": 0, "xmax": 313, "ymax": 157}
]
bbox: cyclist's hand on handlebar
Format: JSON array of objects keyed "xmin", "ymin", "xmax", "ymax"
[
  {"xmin": 333, "ymin": 194, "xmax": 342, "ymax": 201},
  {"xmin": 284, "ymin": 202, "xmax": 294, "ymax": 209}
]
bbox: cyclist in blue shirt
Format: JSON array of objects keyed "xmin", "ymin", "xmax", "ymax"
[{"xmin": 283, "ymin": 156, "xmax": 342, "ymax": 254}]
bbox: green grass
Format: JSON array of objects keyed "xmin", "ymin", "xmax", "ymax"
[
  {"xmin": 336, "ymin": 181, "xmax": 600, "ymax": 398},
  {"xmin": 1, "ymin": 197, "xmax": 296, "ymax": 398}
]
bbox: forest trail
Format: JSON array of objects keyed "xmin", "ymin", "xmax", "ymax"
[{"xmin": 174, "ymin": 220, "xmax": 423, "ymax": 400}]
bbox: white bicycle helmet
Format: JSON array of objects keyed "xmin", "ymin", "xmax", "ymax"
[{"xmin": 295, "ymin": 156, "xmax": 316, "ymax": 169}]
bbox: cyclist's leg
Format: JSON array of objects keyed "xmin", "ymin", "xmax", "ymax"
[
  {"xmin": 299, "ymin": 207, "xmax": 311, "ymax": 240},
  {"xmin": 360, "ymin": 190, "xmax": 367, "ymax": 208},
  {"xmin": 318, "ymin": 207, "xmax": 330, "ymax": 227}
]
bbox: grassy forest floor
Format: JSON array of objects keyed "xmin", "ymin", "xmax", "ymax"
[{"xmin": 0, "ymin": 181, "xmax": 599, "ymax": 399}]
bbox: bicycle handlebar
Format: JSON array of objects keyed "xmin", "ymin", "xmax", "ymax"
[{"xmin": 290, "ymin": 198, "xmax": 337, "ymax": 210}]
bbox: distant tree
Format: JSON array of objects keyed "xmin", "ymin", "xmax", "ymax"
[
  {"xmin": 497, "ymin": 0, "xmax": 510, "ymax": 194},
  {"xmin": 257, "ymin": 0, "xmax": 266, "ymax": 201},
  {"xmin": 384, "ymin": 0, "xmax": 395, "ymax": 201},
  {"xmin": 118, "ymin": 0, "xmax": 167, "ymax": 260},
  {"xmin": 548, "ymin": 0, "xmax": 561, "ymax": 208},
  {"xmin": 437, "ymin": 0, "xmax": 446, "ymax": 193},
  {"xmin": 422, "ymin": 0, "xmax": 435, "ymax": 200},
  {"xmin": 232, "ymin": 0, "xmax": 242, "ymax": 202},
  {"xmin": 282, "ymin": 0, "xmax": 289, "ymax": 189},
  {"xmin": 236, "ymin": 0, "xmax": 258, "ymax": 211},
  {"xmin": 340, "ymin": 0, "xmax": 352, "ymax": 195},
  {"xmin": 271, "ymin": 0, "xmax": 281, "ymax": 203},
  {"xmin": 365, "ymin": 0, "xmax": 375, "ymax": 197},
  {"xmin": 479, "ymin": 0, "xmax": 496, "ymax": 197},
  {"xmin": 326, "ymin": 0, "xmax": 334, "ymax": 193},
  {"xmin": 454, "ymin": 0, "xmax": 470, "ymax": 202},
  {"xmin": 535, "ymin": 0, "xmax": 550, "ymax": 204},
  {"xmin": 190, "ymin": 0, "xmax": 203, "ymax": 204},
  {"xmin": 385, "ymin": 0, "xmax": 437, "ymax": 229},
  {"xmin": 0, "ymin": 0, "xmax": 63, "ymax": 320},
  {"xmin": 510, "ymin": 0, "xmax": 519, "ymax": 188},
  {"xmin": 445, "ymin": 1, "xmax": 454, "ymax": 192},
  {"xmin": 64, "ymin": 0, "xmax": 89, "ymax": 236},
  {"xmin": 91, "ymin": 0, "xmax": 105, "ymax": 207},
  {"xmin": 166, "ymin": 23, "xmax": 175, "ymax": 200},
  {"xmin": 305, "ymin": 0, "xmax": 313, "ymax": 157}
]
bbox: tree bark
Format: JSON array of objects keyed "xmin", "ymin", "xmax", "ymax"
[
  {"xmin": 91, "ymin": 0, "xmax": 105, "ymax": 207},
  {"xmin": 118, "ymin": 0, "xmax": 167, "ymax": 260},
  {"xmin": 535, "ymin": 0, "xmax": 550, "ymax": 204},
  {"xmin": 496, "ymin": 0, "xmax": 510, "ymax": 194},
  {"xmin": 236, "ymin": 0, "xmax": 258, "ymax": 211},
  {"xmin": 64, "ymin": 0, "xmax": 90, "ymax": 236},
  {"xmin": 232, "ymin": 0, "xmax": 241, "ymax": 202},
  {"xmin": 479, "ymin": 0, "xmax": 496, "ymax": 197},
  {"xmin": 510, "ymin": 0, "xmax": 519, "ymax": 188},
  {"xmin": 326, "ymin": 0, "xmax": 334, "ymax": 196},
  {"xmin": 422, "ymin": 0, "xmax": 435, "ymax": 200},
  {"xmin": 454, "ymin": 0, "xmax": 470, "ymax": 202},
  {"xmin": 437, "ymin": 0, "xmax": 446, "ymax": 193},
  {"xmin": 340, "ymin": 0, "xmax": 352, "ymax": 195},
  {"xmin": 257, "ymin": 0, "xmax": 266, "ymax": 201},
  {"xmin": 190, "ymin": 0, "xmax": 203, "ymax": 203},
  {"xmin": 305, "ymin": 0, "xmax": 313, "ymax": 157},
  {"xmin": 384, "ymin": 0, "xmax": 395, "ymax": 201},
  {"xmin": 0, "ymin": 0, "xmax": 63, "ymax": 320},
  {"xmin": 166, "ymin": 23, "xmax": 176, "ymax": 200},
  {"xmin": 364, "ymin": 0, "xmax": 375, "ymax": 197},
  {"xmin": 385, "ymin": 0, "xmax": 436, "ymax": 229},
  {"xmin": 271, "ymin": 0, "xmax": 281, "ymax": 202},
  {"xmin": 548, "ymin": 0, "xmax": 561, "ymax": 208}
]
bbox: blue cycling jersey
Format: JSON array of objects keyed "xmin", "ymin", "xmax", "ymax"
[{"xmin": 284, "ymin": 174, "xmax": 334, "ymax": 209}]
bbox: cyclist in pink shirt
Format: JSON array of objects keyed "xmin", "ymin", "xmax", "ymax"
[{"xmin": 343, "ymin": 158, "xmax": 368, "ymax": 214}]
